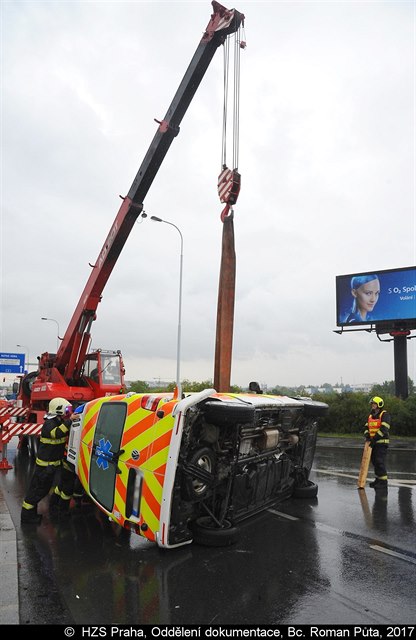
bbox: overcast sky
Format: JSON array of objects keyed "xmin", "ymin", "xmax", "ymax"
[{"xmin": 1, "ymin": 0, "xmax": 415, "ymax": 389}]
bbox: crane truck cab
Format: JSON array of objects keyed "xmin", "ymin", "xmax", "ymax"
[
  {"xmin": 10, "ymin": 349, "xmax": 125, "ymax": 459},
  {"xmin": 83, "ymin": 350, "xmax": 124, "ymax": 390},
  {"xmin": 18, "ymin": 349, "xmax": 125, "ymax": 424},
  {"xmin": 67, "ymin": 389, "xmax": 328, "ymax": 549}
]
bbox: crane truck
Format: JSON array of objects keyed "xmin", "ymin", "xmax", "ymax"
[{"xmin": 0, "ymin": 1, "xmax": 245, "ymax": 469}]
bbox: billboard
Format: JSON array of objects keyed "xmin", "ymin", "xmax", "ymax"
[{"xmin": 336, "ymin": 266, "xmax": 416, "ymax": 327}]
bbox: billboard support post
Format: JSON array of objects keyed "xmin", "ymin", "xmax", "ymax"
[{"xmin": 392, "ymin": 331, "xmax": 410, "ymax": 399}]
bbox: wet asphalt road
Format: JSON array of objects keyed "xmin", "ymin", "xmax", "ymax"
[{"xmin": 0, "ymin": 437, "xmax": 415, "ymax": 625}]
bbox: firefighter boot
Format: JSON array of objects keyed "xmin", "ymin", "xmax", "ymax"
[
  {"xmin": 375, "ymin": 479, "xmax": 388, "ymax": 491},
  {"xmin": 49, "ymin": 491, "xmax": 60, "ymax": 514},
  {"xmin": 370, "ymin": 478, "xmax": 388, "ymax": 489},
  {"xmin": 49, "ymin": 495, "xmax": 70, "ymax": 519},
  {"xmin": 21, "ymin": 505, "xmax": 42, "ymax": 524},
  {"xmin": 58, "ymin": 498, "xmax": 71, "ymax": 518}
]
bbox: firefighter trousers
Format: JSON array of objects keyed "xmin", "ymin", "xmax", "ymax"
[
  {"xmin": 23, "ymin": 463, "xmax": 60, "ymax": 509},
  {"xmin": 53, "ymin": 463, "xmax": 76, "ymax": 500},
  {"xmin": 371, "ymin": 444, "xmax": 388, "ymax": 480}
]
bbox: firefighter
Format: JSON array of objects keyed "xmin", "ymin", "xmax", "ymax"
[
  {"xmin": 21, "ymin": 397, "xmax": 73, "ymax": 524},
  {"xmin": 364, "ymin": 396, "xmax": 391, "ymax": 490},
  {"xmin": 49, "ymin": 404, "xmax": 86, "ymax": 517}
]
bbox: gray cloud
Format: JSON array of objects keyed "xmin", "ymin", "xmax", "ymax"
[{"xmin": 1, "ymin": 1, "xmax": 414, "ymax": 388}]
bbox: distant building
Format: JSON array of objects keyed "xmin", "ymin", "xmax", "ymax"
[
  {"xmin": 303, "ymin": 383, "xmax": 375, "ymax": 395},
  {"xmin": 349, "ymin": 383, "xmax": 374, "ymax": 393}
]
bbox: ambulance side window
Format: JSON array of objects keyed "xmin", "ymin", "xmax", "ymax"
[
  {"xmin": 90, "ymin": 402, "xmax": 127, "ymax": 511},
  {"xmin": 95, "ymin": 403, "xmax": 126, "ymax": 445}
]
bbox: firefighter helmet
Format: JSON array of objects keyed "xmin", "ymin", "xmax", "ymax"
[
  {"xmin": 370, "ymin": 396, "xmax": 384, "ymax": 408},
  {"xmin": 48, "ymin": 397, "xmax": 71, "ymax": 416}
]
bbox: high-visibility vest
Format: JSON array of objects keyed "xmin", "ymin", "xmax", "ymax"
[
  {"xmin": 367, "ymin": 410, "xmax": 389, "ymax": 443},
  {"xmin": 367, "ymin": 413, "xmax": 382, "ymax": 437}
]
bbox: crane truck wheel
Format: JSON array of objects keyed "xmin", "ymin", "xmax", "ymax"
[{"xmin": 21, "ymin": 371, "xmax": 38, "ymax": 398}]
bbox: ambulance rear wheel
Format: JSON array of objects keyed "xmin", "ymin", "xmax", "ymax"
[
  {"xmin": 191, "ymin": 516, "xmax": 239, "ymax": 547},
  {"xmin": 293, "ymin": 480, "xmax": 318, "ymax": 499}
]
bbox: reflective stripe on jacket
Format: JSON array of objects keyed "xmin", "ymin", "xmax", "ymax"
[{"xmin": 35, "ymin": 458, "xmax": 62, "ymax": 467}]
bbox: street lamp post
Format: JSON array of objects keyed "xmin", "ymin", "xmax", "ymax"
[
  {"xmin": 16, "ymin": 344, "xmax": 30, "ymax": 373},
  {"xmin": 41, "ymin": 317, "xmax": 61, "ymax": 352},
  {"xmin": 150, "ymin": 216, "xmax": 183, "ymax": 399}
]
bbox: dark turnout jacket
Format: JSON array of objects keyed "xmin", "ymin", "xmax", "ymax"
[{"xmin": 36, "ymin": 414, "xmax": 71, "ymax": 466}]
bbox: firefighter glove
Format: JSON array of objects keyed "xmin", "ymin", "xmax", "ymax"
[{"xmin": 372, "ymin": 432, "xmax": 382, "ymax": 445}]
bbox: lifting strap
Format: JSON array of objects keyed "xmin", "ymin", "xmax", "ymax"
[{"xmin": 214, "ymin": 21, "xmax": 246, "ymax": 392}]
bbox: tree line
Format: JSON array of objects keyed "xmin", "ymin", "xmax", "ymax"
[{"xmin": 127, "ymin": 378, "xmax": 416, "ymax": 437}]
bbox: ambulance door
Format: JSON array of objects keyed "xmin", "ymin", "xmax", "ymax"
[{"xmin": 89, "ymin": 402, "xmax": 127, "ymax": 512}]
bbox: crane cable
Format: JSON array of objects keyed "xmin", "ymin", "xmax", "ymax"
[{"xmin": 218, "ymin": 23, "xmax": 246, "ymax": 222}]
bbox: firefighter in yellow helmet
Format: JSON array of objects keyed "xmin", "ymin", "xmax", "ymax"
[
  {"xmin": 363, "ymin": 396, "xmax": 391, "ymax": 490},
  {"xmin": 21, "ymin": 397, "xmax": 73, "ymax": 524}
]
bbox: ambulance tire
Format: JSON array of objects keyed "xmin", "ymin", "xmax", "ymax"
[
  {"xmin": 293, "ymin": 480, "xmax": 318, "ymax": 499},
  {"xmin": 202, "ymin": 401, "xmax": 254, "ymax": 427},
  {"xmin": 191, "ymin": 516, "xmax": 239, "ymax": 547},
  {"xmin": 298, "ymin": 400, "xmax": 328, "ymax": 418},
  {"xmin": 183, "ymin": 447, "xmax": 216, "ymax": 500}
]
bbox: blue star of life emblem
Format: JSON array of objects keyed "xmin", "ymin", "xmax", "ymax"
[{"xmin": 96, "ymin": 438, "xmax": 114, "ymax": 470}]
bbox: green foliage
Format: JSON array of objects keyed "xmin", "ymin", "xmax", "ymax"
[
  {"xmin": 127, "ymin": 380, "xmax": 151, "ymax": 393},
  {"xmin": 370, "ymin": 381, "xmax": 395, "ymax": 396},
  {"xmin": 181, "ymin": 379, "xmax": 243, "ymax": 393},
  {"xmin": 370, "ymin": 377, "xmax": 415, "ymax": 398},
  {"xmin": 311, "ymin": 392, "xmax": 416, "ymax": 437},
  {"xmin": 388, "ymin": 395, "xmax": 416, "ymax": 436},
  {"xmin": 269, "ymin": 385, "xmax": 301, "ymax": 396},
  {"xmin": 311, "ymin": 392, "xmax": 365, "ymax": 434},
  {"xmin": 181, "ymin": 379, "xmax": 213, "ymax": 392},
  {"xmin": 127, "ymin": 379, "xmax": 242, "ymax": 394}
]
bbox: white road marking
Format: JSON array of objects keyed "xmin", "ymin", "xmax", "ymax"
[
  {"xmin": 314, "ymin": 468, "xmax": 415, "ymax": 488},
  {"xmin": 370, "ymin": 545, "xmax": 416, "ymax": 565},
  {"xmin": 267, "ymin": 509, "xmax": 299, "ymax": 521},
  {"xmin": 269, "ymin": 505, "xmax": 416, "ymax": 567}
]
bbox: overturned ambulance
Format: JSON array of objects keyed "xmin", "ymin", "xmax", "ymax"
[{"xmin": 67, "ymin": 389, "xmax": 328, "ymax": 549}]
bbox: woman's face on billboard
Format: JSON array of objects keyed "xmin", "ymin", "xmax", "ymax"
[{"xmin": 352, "ymin": 279, "xmax": 380, "ymax": 317}]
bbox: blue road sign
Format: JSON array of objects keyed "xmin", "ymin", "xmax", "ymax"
[{"xmin": 0, "ymin": 352, "xmax": 26, "ymax": 375}]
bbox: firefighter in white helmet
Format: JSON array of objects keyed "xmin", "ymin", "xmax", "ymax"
[
  {"xmin": 49, "ymin": 403, "xmax": 86, "ymax": 517},
  {"xmin": 21, "ymin": 397, "xmax": 73, "ymax": 524},
  {"xmin": 364, "ymin": 396, "xmax": 391, "ymax": 490}
]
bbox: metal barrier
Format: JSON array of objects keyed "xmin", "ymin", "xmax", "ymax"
[{"xmin": 0, "ymin": 417, "xmax": 43, "ymax": 470}]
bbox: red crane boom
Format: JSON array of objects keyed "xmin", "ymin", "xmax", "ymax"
[{"xmin": 0, "ymin": 3, "xmax": 245, "ymax": 464}]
